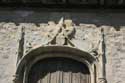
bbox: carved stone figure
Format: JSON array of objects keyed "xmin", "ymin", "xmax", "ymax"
[
  {"xmin": 43, "ymin": 21, "xmax": 56, "ymax": 39},
  {"xmin": 60, "ymin": 19, "xmax": 75, "ymax": 46},
  {"xmin": 42, "ymin": 18, "xmax": 75, "ymax": 46},
  {"xmin": 64, "ymin": 19, "xmax": 75, "ymax": 39},
  {"xmin": 48, "ymin": 18, "xmax": 64, "ymax": 45},
  {"xmin": 41, "ymin": 21, "xmax": 59, "ymax": 45}
]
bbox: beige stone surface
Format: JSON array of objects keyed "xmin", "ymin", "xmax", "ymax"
[{"xmin": 0, "ymin": 23, "xmax": 21, "ymax": 83}]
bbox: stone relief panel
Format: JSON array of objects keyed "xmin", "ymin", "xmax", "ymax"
[
  {"xmin": 22, "ymin": 18, "xmax": 102, "ymax": 55},
  {"xmin": 72, "ymin": 24, "xmax": 101, "ymax": 52}
]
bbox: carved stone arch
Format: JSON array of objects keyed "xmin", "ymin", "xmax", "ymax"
[{"xmin": 15, "ymin": 46, "xmax": 97, "ymax": 83}]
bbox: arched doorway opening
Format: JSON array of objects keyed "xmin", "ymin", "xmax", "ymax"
[
  {"xmin": 15, "ymin": 46, "xmax": 96, "ymax": 83},
  {"xmin": 28, "ymin": 57, "xmax": 90, "ymax": 83}
]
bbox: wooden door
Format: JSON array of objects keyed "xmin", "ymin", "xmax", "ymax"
[{"xmin": 28, "ymin": 58, "xmax": 90, "ymax": 83}]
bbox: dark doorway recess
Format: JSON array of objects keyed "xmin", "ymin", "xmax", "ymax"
[{"xmin": 28, "ymin": 58, "xmax": 90, "ymax": 83}]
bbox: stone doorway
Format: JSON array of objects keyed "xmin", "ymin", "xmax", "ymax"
[{"xmin": 28, "ymin": 58, "xmax": 90, "ymax": 83}]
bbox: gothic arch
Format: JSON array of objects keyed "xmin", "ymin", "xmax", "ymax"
[{"xmin": 15, "ymin": 46, "xmax": 97, "ymax": 83}]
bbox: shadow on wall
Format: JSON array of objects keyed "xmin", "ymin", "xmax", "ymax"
[{"xmin": 0, "ymin": 8, "xmax": 125, "ymax": 30}]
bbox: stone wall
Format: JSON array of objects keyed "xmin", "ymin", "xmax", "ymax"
[
  {"xmin": 0, "ymin": 10, "xmax": 125, "ymax": 83},
  {"xmin": 0, "ymin": 23, "xmax": 21, "ymax": 83},
  {"xmin": 103, "ymin": 26, "xmax": 125, "ymax": 83}
]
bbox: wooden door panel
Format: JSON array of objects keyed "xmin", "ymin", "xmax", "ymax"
[{"xmin": 28, "ymin": 58, "xmax": 90, "ymax": 83}]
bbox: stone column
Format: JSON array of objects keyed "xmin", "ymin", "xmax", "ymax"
[{"xmin": 98, "ymin": 28, "xmax": 107, "ymax": 83}]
